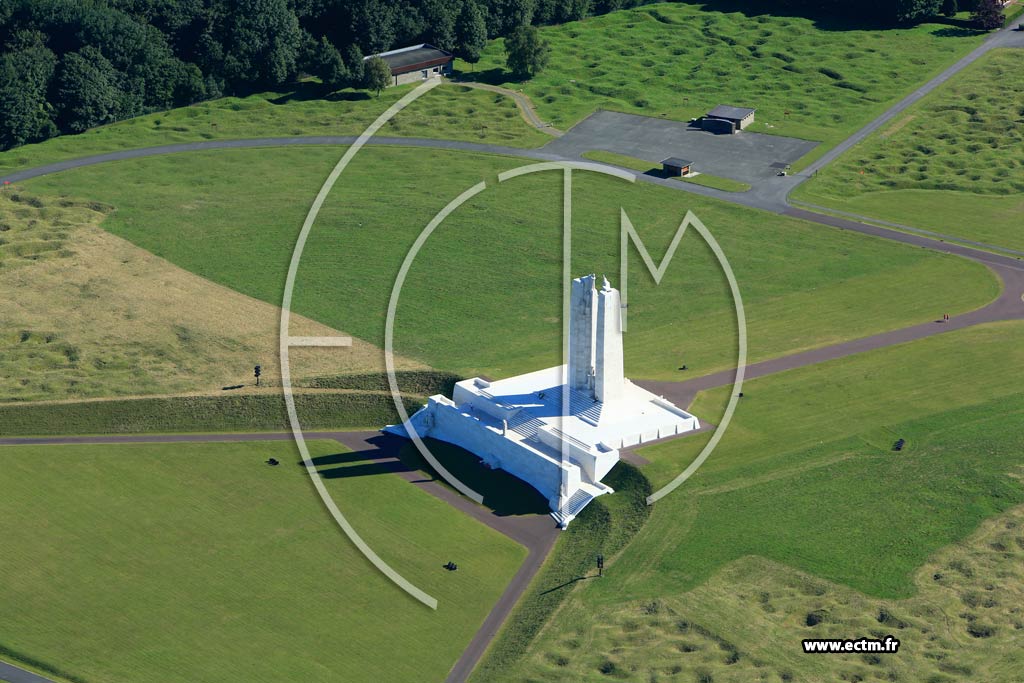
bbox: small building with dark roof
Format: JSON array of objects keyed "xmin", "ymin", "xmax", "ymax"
[
  {"xmin": 661, "ymin": 157, "xmax": 694, "ymax": 177},
  {"xmin": 701, "ymin": 105, "xmax": 756, "ymax": 134},
  {"xmin": 365, "ymin": 44, "xmax": 454, "ymax": 87}
]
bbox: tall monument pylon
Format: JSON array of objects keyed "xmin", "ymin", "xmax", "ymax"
[
  {"xmin": 595, "ymin": 276, "xmax": 625, "ymax": 402},
  {"xmin": 568, "ymin": 274, "xmax": 625, "ymax": 403}
]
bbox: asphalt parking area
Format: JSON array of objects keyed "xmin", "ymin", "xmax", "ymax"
[{"xmin": 544, "ymin": 110, "xmax": 819, "ymax": 184}]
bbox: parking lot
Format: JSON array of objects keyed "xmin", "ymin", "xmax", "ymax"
[{"xmin": 544, "ymin": 110, "xmax": 819, "ymax": 184}]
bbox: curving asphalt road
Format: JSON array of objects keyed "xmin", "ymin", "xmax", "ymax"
[
  {"xmin": 1, "ymin": 20, "xmax": 1023, "ymax": 683},
  {"xmin": 0, "ymin": 661, "xmax": 59, "ymax": 683}
]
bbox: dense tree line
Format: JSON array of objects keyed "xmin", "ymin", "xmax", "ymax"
[{"xmin": 0, "ymin": 0, "xmax": 1003, "ymax": 151}]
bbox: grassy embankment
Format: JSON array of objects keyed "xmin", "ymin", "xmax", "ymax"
[
  {"xmin": 0, "ymin": 81, "xmax": 546, "ymax": 176},
  {"xmin": 488, "ymin": 321, "xmax": 1024, "ymax": 682},
  {"xmin": 0, "ymin": 188, "xmax": 432, "ymax": 405}
]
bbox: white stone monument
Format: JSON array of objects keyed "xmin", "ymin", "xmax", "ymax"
[{"xmin": 386, "ymin": 275, "xmax": 699, "ymax": 527}]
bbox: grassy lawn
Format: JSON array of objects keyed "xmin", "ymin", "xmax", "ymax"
[
  {"xmin": 20, "ymin": 146, "xmax": 998, "ymax": 389},
  {"xmin": 793, "ymin": 49, "xmax": 1024, "ymax": 251},
  {"xmin": 0, "ymin": 440, "xmax": 526, "ymax": 683},
  {"xmin": 0, "ymin": 81, "xmax": 546, "ymax": 175},
  {"xmin": 677, "ymin": 173, "xmax": 751, "ymax": 193},
  {"xmin": 581, "ymin": 149, "xmax": 655, "ymax": 172},
  {"xmin": 463, "ymin": 1, "xmax": 986, "ymax": 167},
  {"xmin": 604, "ymin": 321, "xmax": 1024, "ymax": 600},
  {"xmin": 488, "ymin": 321, "xmax": 1024, "ymax": 682}
]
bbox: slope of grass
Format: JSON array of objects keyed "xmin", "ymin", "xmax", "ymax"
[
  {"xmin": 0, "ymin": 440, "xmax": 526, "ymax": 683},
  {"xmin": 581, "ymin": 149, "xmax": 654, "ymax": 172},
  {"xmin": 504, "ymin": 508, "xmax": 1024, "ymax": 683},
  {"xmin": 793, "ymin": 49, "xmax": 1024, "ymax": 251},
  {"xmin": 486, "ymin": 321, "xmax": 1024, "ymax": 682},
  {"xmin": 21, "ymin": 146, "xmax": 998, "ymax": 387},
  {"xmin": 604, "ymin": 321, "xmax": 1024, "ymax": 601},
  {"xmin": 0, "ymin": 188, "xmax": 424, "ymax": 403},
  {"xmin": 463, "ymin": 1, "xmax": 985, "ymax": 167},
  {"xmin": 0, "ymin": 390, "xmax": 423, "ymax": 436},
  {"xmin": 0, "ymin": 81, "xmax": 546, "ymax": 175},
  {"xmin": 470, "ymin": 464, "xmax": 652, "ymax": 683}
]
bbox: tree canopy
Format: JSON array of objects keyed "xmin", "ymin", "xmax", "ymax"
[{"xmin": 505, "ymin": 24, "xmax": 549, "ymax": 78}]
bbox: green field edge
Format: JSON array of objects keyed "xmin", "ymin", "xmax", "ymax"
[
  {"xmin": 787, "ymin": 198, "xmax": 1024, "ymax": 260},
  {"xmin": 0, "ymin": 82, "xmax": 549, "ymax": 175},
  {"xmin": 0, "ymin": 391, "xmax": 427, "ymax": 438}
]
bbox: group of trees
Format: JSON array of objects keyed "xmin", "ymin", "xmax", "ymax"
[
  {"xmin": 1, "ymin": 0, "xmax": 499, "ymax": 150},
  {"xmin": 0, "ymin": 0, "xmax": 1007, "ymax": 151}
]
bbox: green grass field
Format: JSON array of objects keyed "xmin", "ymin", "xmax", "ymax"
[
  {"xmin": 505, "ymin": 513, "xmax": 1024, "ymax": 683},
  {"xmin": 623, "ymin": 321, "xmax": 1024, "ymax": 599},
  {"xmin": 0, "ymin": 188, "xmax": 432, "ymax": 403},
  {"xmin": 464, "ymin": 1, "xmax": 986, "ymax": 167},
  {"xmin": 20, "ymin": 146, "xmax": 997, "ymax": 389},
  {"xmin": 677, "ymin": 172, "xmax": 751, "ymax": 193},
  {"xmin": 0, "ymin": 82, "xmax": 546, "ymax": 175},
  {"xmin": 793, "ymin": 49, "xmax": 1024, "ymax": 251},
  {"xmin": 0, "ymin": 439, "xmax": 526, "ymax": 683},
  {"xmin": 489, "ymin": 321, "xmax": 1024, "ymax": 682}
]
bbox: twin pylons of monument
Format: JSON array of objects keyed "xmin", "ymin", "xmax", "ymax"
[{"xmin": 569, "ymin": 274, "xmax": 625, "ymax": 403}]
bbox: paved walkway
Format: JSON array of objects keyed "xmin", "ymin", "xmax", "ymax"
[{"xmin": 0, "ymin": 661, "xmax": 58, "ymax": 683}]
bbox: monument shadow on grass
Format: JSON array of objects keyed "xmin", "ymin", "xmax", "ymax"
[{"xmin": 397, "ymin": 438, "xmax": 551, "ymax": 517}]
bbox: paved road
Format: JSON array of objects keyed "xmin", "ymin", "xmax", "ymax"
[
  {"xmin": 0, "ymin": 661, "xmax": 58, "ymax": 683},
  {"xmin": 0, "ymin": 136, "xmax": 560, "ymax": 186}
]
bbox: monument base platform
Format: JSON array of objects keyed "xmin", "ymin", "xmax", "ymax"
[{"xmin": 386, "ymin": 365, "xmax": 699, "ymax": 527}]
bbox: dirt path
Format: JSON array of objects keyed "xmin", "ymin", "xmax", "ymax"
[{"xmin": 455, "ymin": 81, "xmax": 565, "ymax": 136}]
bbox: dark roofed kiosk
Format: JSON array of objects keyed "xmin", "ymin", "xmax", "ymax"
[
  {"xmin": 661, "ymin": 157, "xmax": 694, "ymax": 177},
  {"xmin": 701, "ymin": 105, "xmax": 756, "ymax": 134}
]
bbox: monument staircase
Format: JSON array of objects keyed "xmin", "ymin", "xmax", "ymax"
[{"xmin": 550, "ymin": 481, "xmax": 607, "ymax": 527}]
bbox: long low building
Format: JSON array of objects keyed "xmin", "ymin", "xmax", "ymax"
[{"xmin": 365, "ymin": 44, "xmax": 454, "ymax": 87}]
